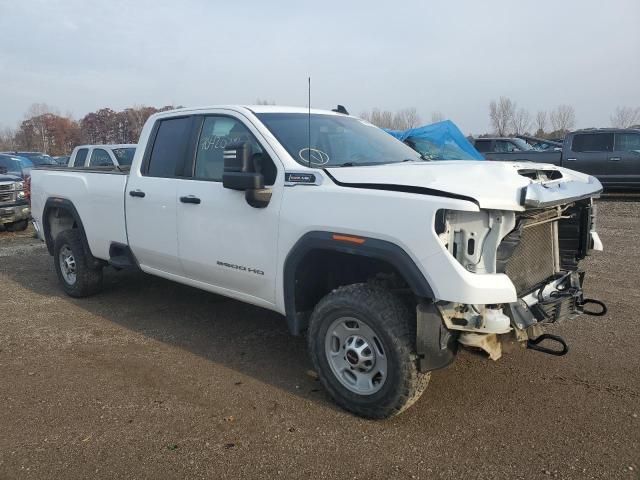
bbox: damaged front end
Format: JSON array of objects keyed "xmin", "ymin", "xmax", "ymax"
[{"xmin": 423, "ymin": 177, "xmax": 605, "ymax": 366}]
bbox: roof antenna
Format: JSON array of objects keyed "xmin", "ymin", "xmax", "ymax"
[{"xmin": 308, "ymin": 77, "xmax": 311, "ymax": 169}]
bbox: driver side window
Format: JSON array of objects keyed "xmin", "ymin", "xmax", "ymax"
[{"xmin": 194, "ymin": 116, "xmax": 276, "ymax": 184}]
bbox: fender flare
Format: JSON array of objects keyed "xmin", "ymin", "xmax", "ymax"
[
  {"xmin": 42, "ymin": 197, "xmax": 97, "ymax": 264},
  {"xmin": 283, "ymin": 231, "xmax": 434, "ymax": 335}
]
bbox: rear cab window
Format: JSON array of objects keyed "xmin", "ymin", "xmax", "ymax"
[{"xmin": 88, "ymin": 148, "xmax": 113, "ymax": 167}]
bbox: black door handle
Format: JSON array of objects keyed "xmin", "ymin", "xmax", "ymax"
[
  {"xmin": 129, "ymin": 190, "xmax": 145, "ymax": 198},
  {"xmin": 180, "ymin": 195, "xmax": 201, "ymax": 204}
]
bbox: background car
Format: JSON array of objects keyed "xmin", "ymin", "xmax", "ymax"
[
  {"xmin": 0, "ymin": 154, "xmax": 34, "ymax": 179},
  {"xmin": 52, "ymin": 155, "xmax": 70, "ymax": 166},
  {"xmin": 1, "ymin": 151, "xmax": 57, "ymax": 167}
]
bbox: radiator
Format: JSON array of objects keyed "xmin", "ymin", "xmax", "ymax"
[{"xmin": 504, "ymin": 212, "xmax": 558, "ymax": 294}]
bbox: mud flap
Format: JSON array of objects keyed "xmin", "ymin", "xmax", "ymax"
[{"xmin": 416, "ymin": 303, "xmax": 458, "ymax": 372}]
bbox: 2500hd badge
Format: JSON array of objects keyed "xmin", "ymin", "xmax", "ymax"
[{"xmin": 217, "ymin": 260, "xmax": 265, "ymax": 276}]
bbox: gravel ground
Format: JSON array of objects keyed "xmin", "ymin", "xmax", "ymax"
[{"xmin": 0, "ymin": 199, "xmax": 638, "ymax": 479}]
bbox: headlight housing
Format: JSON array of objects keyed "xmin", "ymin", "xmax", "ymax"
[
  {"xmin": 14, "ymin": 181, "xmax": 24, "ymax": 190},
  {"xmin": 16, "ymin": 191, "xmax": 26, "ymax": 200},
  {"xmin": 435, "ymin": 209, "xmax": 516, "ymax": 274}
]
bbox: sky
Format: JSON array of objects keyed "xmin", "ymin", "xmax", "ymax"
[{"xmin": 0, "ymin": 0, "xmax": 638, "ymax": 134}]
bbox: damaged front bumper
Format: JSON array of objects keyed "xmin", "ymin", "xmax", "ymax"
[{"xmin": 421, "ymin": 271, "xmax": 606, "ymax": 367}]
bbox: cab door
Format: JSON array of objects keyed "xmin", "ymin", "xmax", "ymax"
[
  {"xmin": 612, "ymin": 131, "xmax": 640, "ymax": 186},
  {"xmin": 174, "ymin": 112, "xmax": 282, "ymax": 305},
  {"xmin": 565, "ymin": 132, "xmax": 614, "ymax": 184},
  {"xmin": 125, "ymin": 116, "xmax": 193, "ymax": 276}
]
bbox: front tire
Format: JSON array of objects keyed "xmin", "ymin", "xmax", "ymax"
[
  {"xmin": 308, "ymin": 284, "xmax": 430, "ymax": 419},
  {"xmin": 53, "ymin": 229, "xmax": 103, "ymax": 297}
]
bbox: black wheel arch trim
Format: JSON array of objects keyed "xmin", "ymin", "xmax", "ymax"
[
  {"xmin": 42, "ymin": 197, "xmax": 100, "ymax": 266},
  {"xmin": 283, "ymin": 231, "xmax": 435, "ymax": 335}
]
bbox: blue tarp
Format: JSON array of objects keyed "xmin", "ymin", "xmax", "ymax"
[{"xmin": 385, "ymin": 120, "xmax": 484, "ymax": 161}]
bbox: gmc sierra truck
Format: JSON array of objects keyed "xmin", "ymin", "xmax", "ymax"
[
  {"xmin": 474, "ymin": 128, "xmax": 640, "ymax": 189},
  {"xmin": 68, "ymin": 144, "xmax": 137, "ymax": 168},
  {"xmin": 31, "ymin": 105, "xmax": 604, "ymax": 418}
]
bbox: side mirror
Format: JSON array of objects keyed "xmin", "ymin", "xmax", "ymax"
[{"xmin": 222, "ymin": 142, "xmax": 272, "ymax": 208}]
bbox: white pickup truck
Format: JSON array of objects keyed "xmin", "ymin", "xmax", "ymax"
[
  {"xmin": 31, "ymin": 105, "xmax": 604, "ymax": 418},
  {"xmin": 68, "ymin": 144, "xmax": 136, "ymax": 169}
]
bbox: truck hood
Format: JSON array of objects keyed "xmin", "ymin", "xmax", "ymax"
[{"xmin": 325, "ymin": 160, "xmax": 602, "ymax": 211}]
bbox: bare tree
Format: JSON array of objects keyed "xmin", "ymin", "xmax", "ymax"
[
  {"xmin": 535, "ymin": 111, "xmax": 548, "ymax": 135},
  {"xmin": 489, "ymin": 97, "xmax": 515, "ymax": 136},
  {"xmin": 255, "ymin": 98, "xmax": 275, "ymax": 105},
  {"xmin": 511, "ymin": 108, "xmax": 532, "ymax": 135},
  {"xmin": 359, "ymin": 109, "xmax": 395, "ymax": 129},
  {"xmin": 393, "ymin": 108, "xmax": 422, "ymax": 130},
  {"xmin": 550, "ymin": 105, "xmax": 576, "ymax": 132},
  {"xmin": 610, "ymin": 106, "xmax": 640, "ymax": 128},
  {"xmin": 431, "ymin": 111, "xmax": 445, "ymax": 123},
  {"xmin": 0, "ymin": 126, "xmax": 16, "ymax": 151}
]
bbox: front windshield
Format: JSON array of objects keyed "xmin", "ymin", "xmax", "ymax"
[
  {"xmin": 112, "ymin": 147, "xmax": 136, "ymax": 166},
  {"xmin": 406, "ymin": 138, "xmax": 474, "ymax": 161},
  {"xmin": 256, "ymin": 113, "xmax": 421, "ymax": 167},
  {"xmin": 16, "ymin": 157, "xmax": 34, "ymax": 168},
  {"xmin": 511, "ymin": 138, "xmax": 534, "ymax": 151}
]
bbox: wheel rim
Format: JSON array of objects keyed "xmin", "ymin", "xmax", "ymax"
[
  {"xmin": 59, "ymin": 245, "xmax": 77, "ymax": 285},
  {"xmin": 324, "ymin": 316, "xmax": 388, "ymax": 395}
]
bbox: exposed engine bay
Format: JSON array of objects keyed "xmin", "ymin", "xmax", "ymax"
[{"xmin": 434, "ymin": 198, "xmax": 605, "ymax": 360}]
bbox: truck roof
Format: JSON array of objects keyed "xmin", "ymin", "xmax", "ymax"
[
  {"xmin": 572, "ymin": 127, "xmax": 640, "ymax": 134},
  {"xmin": 154, "ymin": 105, "xmax": 348, "ymax": 117}
]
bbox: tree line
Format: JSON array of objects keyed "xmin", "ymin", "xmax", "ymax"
[
  {"xmin": 0, "ymin": 103, "xmax": 180, "ymax": 156},
  {"xmin": 1, "ymin": 100, "xmax": 638, "ymax": 156},
  {"xmin": 488, "ymin": 97, "xmax": 640, "ymax": 138}
]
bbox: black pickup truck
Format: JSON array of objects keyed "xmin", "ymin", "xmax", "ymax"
[{"xmin": 473, "ymin": 128, "xmax": 640, "ymax": 189}]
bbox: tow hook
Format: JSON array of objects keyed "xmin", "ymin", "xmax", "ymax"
[
  {"xmin": 579, "ymin": 298, "xmax": 607, "ymax": 317},
  {"xmin": 526, "ymin": 334, "xmax": 569, "ymax": 356}
]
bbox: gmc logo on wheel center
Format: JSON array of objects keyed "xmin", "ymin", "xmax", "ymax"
[{"xmin": 216, "ymin": 260, "xmax": 264, "ymax": 276}]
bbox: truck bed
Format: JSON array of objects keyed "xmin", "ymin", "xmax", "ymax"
[{"xmin": 30, "ymin": 167, "xmax": 129, "ymax": 260}]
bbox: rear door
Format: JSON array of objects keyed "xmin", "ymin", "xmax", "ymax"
[
  {"xmin": 612, "ymin": 131, "xmax": 640, "ymax": 186},
  {"xmin": 125, "ymin": 116, "xmax": 192, "ymax": 276},
  {"xmin": 566, "ymin": 132, "xmax": 614, "ymax": 183}
]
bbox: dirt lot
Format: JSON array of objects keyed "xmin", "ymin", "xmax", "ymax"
[{"xmin": 0, "ymin": 200, "xmax": 638, "ymax": 480}]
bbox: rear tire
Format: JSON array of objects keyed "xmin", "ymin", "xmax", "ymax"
[
  {"xmin": 308, "ymin": 283, "xmax": 430, "ymax": 419},
  {"xmin": 53, "ymin": 229, "xmax": 103, "ymax": 297},
  {"xmin": 6, "ymin": 219, "xmax": 28, "ymax": 232}
]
